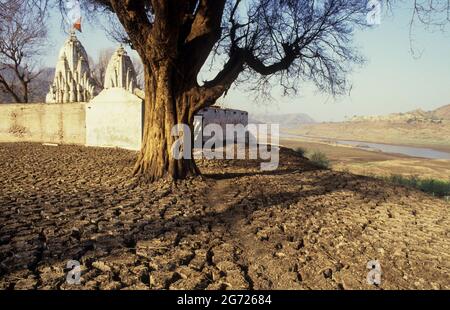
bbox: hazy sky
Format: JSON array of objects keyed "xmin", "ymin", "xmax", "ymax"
[{"xmin": 43, "ymin": 3, "xmax": 450, "ymax": 122}]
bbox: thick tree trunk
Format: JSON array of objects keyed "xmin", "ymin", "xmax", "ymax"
[
  {"xmin": 133, "ymin": 63, "xmax": 200, "ymax": 182},
  {"xmin": 109, "ymin": 1, "xmax": 232, "ymax": 182}
]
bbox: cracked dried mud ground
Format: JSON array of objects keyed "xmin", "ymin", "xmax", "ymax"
[{"xmin": 0, "ymin": 143, "xmax": 449, "ymax": 290}]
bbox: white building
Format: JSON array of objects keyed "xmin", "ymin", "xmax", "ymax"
[{"xmin": 194, "ymin": 106, "xmax": 249, "ymax": 145}]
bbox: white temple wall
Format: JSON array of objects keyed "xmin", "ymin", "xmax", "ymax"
[
  {"xmin": 85, "ymin": 88, "xmax": 143, "ymax": 150},
  {"xmin": 0, "ymin": 103, "xmax": 86, "ymax": 144}
]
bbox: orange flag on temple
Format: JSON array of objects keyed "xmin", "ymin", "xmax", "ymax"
[
  {"xmin": 73, "ymin": 17, "xmax": 82, "ymax": 32},
  {"xmin": 65, "ymin": 0, "xmax": 82, "ymax": 32}
]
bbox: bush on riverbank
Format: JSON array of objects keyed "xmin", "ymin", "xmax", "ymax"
[
  {"xmin": 308, "ymin": 151, "xmax": 331, "ymax": 169},
  {"xmin": 383, "ymin": 174, "xmax": 450, "ymax": 198}
]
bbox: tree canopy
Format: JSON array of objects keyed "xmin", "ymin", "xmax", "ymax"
[{"xmin": 77, "ymin": 0, "xmax": 370, "ymax": 100}]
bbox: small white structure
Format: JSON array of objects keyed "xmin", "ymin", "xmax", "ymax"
[
  {"xmin": 84, "ymin": 45, "xmax": 144, "ymax": 150},
  {"xmin": 46, "ymin": 32, "xmax": 97, "ymax": 103},
  {"xmin": 196, "ymin": 106, "xmax": 248, "ymax": 128},
  {"xmin": 86, "ymin": 88, "xmax": 143, "ymax": 150},
  {"xmin": 104, "ymin": 45, "xmax": 137, "ymax": 93},
  {"xmin": 194, "ymin": 106, "xmax": 249, "ymax": 144},
  {"xmin": 86, "ymin": 87, "xmax": 144, "ymax": 150}
]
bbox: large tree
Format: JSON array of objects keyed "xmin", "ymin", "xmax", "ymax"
[{"xmin": 71, "ymin": 0, "xmax": 370, "ymax": 182}]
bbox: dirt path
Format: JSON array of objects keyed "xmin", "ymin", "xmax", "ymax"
[
  {"xmin": 198, "ymin": 177, "xmax": 256, "ymax": 289},
  {"xmin": 0, "ymin": 143, "xmax": 448, "ymax": 290}
]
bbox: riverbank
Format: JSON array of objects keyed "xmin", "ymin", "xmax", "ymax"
[
  {"xmin": 287, "ymin": 121, "xmax": 450, "ymax": 153},
  {"xmin": 283, "ymin": 133, "xmax": 450, "ymax": 154},
  {"xmin": 280, "ymin": 138, "xmax": 450, "ymax": 181}
]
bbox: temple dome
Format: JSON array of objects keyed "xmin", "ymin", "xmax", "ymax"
[
  {"xmin": 46, "ymin": 32, "xmax": 98, "ymax": 103},
  {"xmin": 57, "ymin": 32, "xmax": 89, "ymax": 73},
  {"xmin": 104, "ymin": 45, "xmax": 138, "ymax": 93}
]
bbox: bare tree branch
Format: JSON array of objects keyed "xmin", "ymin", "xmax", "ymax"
[{"xmin": 0, "ymin": 0, "xmax": 48, "ymax": 103}]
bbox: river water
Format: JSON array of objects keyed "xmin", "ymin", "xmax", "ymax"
[{"xmin": 280, "ymin": 133, "xmax": 450, "ymax": 160}]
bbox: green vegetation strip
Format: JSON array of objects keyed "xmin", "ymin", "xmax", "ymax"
[{"xmin": 382, "ymin": 175, "xmax": 450, "ymax": 198}]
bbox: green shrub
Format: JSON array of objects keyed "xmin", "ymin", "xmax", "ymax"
[
  {"xmin": 383, "ymin": 174, "xmax": 450, "ymax": 197},
  {"xmin": 308, "ymin": 151, "xmax": 331, "ymax": 169}
]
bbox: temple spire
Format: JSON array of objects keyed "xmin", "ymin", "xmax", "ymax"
[
  {"xmin": 45, "ymin": 33, "xmax": 98, "ymax": 103},
  {"xmin": 104, "ymin": 45, "xmax": 138, "ymax": 93}
]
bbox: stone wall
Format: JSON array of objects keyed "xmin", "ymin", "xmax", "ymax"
[
  {"xmin": 0, "ymin": 103, "xmax": 86, "ymax": 145},
  {"xmin": 0, "ymin": 99, "xmax": 248, "ymax": 151}
]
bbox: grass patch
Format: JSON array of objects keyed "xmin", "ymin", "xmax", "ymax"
[
  {"xmin": 382, "ymin": 174, "xmax": 450, "ymax": 198},
  {"xmin": 295, "ymin": 147, "xmax": 307, "ymax": 157},
  {"xmin": 308, "ymin": 151, "xmax": 331, "ymax": 169}
]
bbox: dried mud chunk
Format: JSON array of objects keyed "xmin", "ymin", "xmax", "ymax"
[
  {"xmin": 99, "ymin": 281, "xmax": 122, "ymax": 290},
  {"xmin": 150, "ymin": 270, "xmax": 181, "ymax": 289},
  {"xmin": 211, "ymin": 243, "xmax": 236, "ymax": 264},
  {"xmin": 224, "ymin": 270, "xmax": 249, "ymax": 289},
  {"xmin": 38, "ymin": 265, "xmax": 65, "ymax": 287},
  {"xmin": 215, "ymin": 260, "xmax": 240, "ymax": 273},
  {"xmin": 188, "ymin": 249, "xmax": 208, "ymax": 270},
  {"xmin": 13, "ymin": 276, "xmax": 38, "ymax": 290},
  {"xmin": 167, "ymin": 249, "xmax": 194, "ymax": 266},
  {"xmin": 169, "ymin": 267, "xmax": 209, "ymax": 290},
  {"xmin": 92, "ymin": 261, "xmax": 111, "ymax": 272}
]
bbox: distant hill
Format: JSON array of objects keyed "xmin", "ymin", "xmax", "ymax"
[
  {"xmin": 433, "ymin": 104, "xmax": 450, "ymax": 120},
  {"xmin": 349, "ymin": 104, "xmax": 450, "ymax": 123},
  {"xmin": 287, "ymin": 103, "xmax": 450, "ymax": 150},
  {"xmin": 250, "ymin": 113, "xmax": 316, "ymax": 128}
]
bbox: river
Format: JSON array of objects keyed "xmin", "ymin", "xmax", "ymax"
[{"xmin": 280, "ymin": 133, "xmax": 450, "ymax": 160}]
